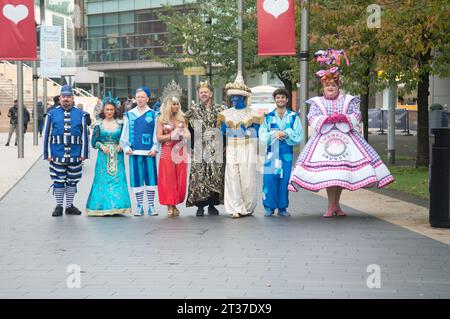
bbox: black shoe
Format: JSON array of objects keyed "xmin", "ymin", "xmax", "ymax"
[
  {"xmin": 208, "ymin": 205, "xmax": 219, "ymax": 215},
  {"xmin": 66, "ymin": 205, "xmax": 82, "ymax": 215},
  {"xmin": 52, "ymin": 205, "xmax": 63, "ymax": 217},
  {"xmin": 5, "ymin": 143, "xmax": 9, "ymax": 146},
  {"xmin": 196, "ymin": 206, "xmax": 205, "ymax": 217},
  {"xmin": 14, "ymin": 142, "xmax": 17, "ymax": 146}
]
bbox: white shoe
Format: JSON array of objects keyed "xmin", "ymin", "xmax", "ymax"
[
  {"xmin": 134, "ymin": 206, "xmax": 144, "ymax": 216},
  {"xmin": 148, "ymin": 206, "xmax": 158, "ymax": 216},
  {"xmin": 231, "ymin": 213, "xmax": 240, "ymax": 219}
]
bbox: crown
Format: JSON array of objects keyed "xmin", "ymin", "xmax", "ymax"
[
  {"xmin": 197, "ymin": 80, "xmax": 213, "ymax": 91},
  {"xmin": 102, "ymin": 91, "xmax": 119, "ymax": 108},
  {"xmin": 225, "ymin": 72, "xmax": 251, "ymax": 97}
]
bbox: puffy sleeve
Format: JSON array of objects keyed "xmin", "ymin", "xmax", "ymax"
[
  {"xmin": 344, "ymin": 97, "xmax": 362, "ymax": 129},
  {"xmin": 306, "ymin": 99, "xmax": 327, "ymax": 133},
  {"xmin": 283, "ymin": 113, "xmax": 303, "ymax": 146},
  {"xmin": 119, "ymin": 113, "xmax": 132, "ymax": 153}
]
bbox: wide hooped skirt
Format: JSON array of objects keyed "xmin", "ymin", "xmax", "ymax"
[{"xmin": 288, "ymin": 129, "xmax": 394, "ymax": 192}]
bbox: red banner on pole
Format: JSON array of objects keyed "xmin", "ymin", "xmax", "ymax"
[
  {"xmin": 0, "ymin": 0, "xmax": 37, "ymax": 60},
  {"xmin": 257, "ymin": 0, "xmax": 296, "ymax": 56}
]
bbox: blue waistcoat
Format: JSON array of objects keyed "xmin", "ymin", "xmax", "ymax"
[
  {"xmin": 126, "ymin": 109, "xmax": 156, "ymax": 152},
  {"xmin": 43, "ymin": 106, "xmax": 89, "ymax": 163}
]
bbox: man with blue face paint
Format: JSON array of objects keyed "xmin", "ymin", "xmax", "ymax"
[{"xmin": 217, "ymin": 73, "xmax": 264, "ymax": 219}]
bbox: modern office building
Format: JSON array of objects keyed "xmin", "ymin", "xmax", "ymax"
[
  {"xmin": 33, "ymin": 0, "xmax": 101, "ymax": 95},
  {"xmin": 85, "ymin": 0, "xmax": 194, "ymax": 100}
]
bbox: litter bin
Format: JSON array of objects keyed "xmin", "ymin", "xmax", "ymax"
[{"xmin": 429, "ymin": 128, "xmax": 450, "ymax": 228}]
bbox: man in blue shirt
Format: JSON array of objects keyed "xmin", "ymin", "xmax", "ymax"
[
  {"xmin": 43, "ymin": 85, "xmax": 89, "ymax": 217},
  {"xmin": 259, "ymin": 88, "xmax": 303, "ymax": 217}
]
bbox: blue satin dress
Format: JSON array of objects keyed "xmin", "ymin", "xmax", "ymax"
[{"xmin": 86, "ymin": 120, "xmax": 132, "ymax": 216}]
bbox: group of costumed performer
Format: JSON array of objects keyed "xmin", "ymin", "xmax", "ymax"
[{"xmin": 288, "ymin": 49, "xmax": 395, "ymax": 217}]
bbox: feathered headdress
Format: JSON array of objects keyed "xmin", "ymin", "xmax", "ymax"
[
  {"xmin": 102, "ymin": 91, "xmax": 119, "ymax": 108},
  {"xmin": 314, "ymin": 49, "xmax": 350, "ymax": 78}
]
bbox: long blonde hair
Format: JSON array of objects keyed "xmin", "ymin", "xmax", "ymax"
[{"xmin": 159, "ymin": 96, "xmax": 185, "ymax": 124}]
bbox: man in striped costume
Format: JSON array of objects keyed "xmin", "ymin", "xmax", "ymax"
[{"xmin": 43, "ymin": 85, "xmax": 90, "ymax": 217}]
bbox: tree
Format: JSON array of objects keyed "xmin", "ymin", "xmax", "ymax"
[
  {"xmin": 152, "ymin": 0, "xmax": 301, "ymax": 108},
  {"xmin": 309, "ymin": 1, "xmax": 391, "ymax": 142},
  {"xmin": 376, "ymin": 0, "xmax": 450, "ymax": 167}
]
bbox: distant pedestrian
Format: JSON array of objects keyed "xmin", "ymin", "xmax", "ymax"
[
  {"xmin": 5, "ymin": 100, "xmax": 29, "ymax": 146},
  {"xmin": 47, "ymin": 96, "xmax": 60, "ymax": 113},
  {"xmin": 124, "ymin": 94, "xmax": 135, "ymax": 112},
  {"xmin": 36, "ymin": 101, "xmax": 45, "ymax": 136}
]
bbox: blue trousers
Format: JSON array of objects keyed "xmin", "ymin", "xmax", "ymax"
[
  {"xmin": 129, "ymin": 155, "xmax": 157, "ymax": 192},
  {"xmin": 262, "ymin": 158, "xmax": 292, "ymax": 211},
  {"xmin": 49, "ymin": 161, "xmax": 82, "ymax": 189}
]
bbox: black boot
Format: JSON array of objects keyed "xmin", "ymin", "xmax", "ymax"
[
  {"xmin": 196, "ymin": 206, "xmax": 205, "ymax": 217},
  {"xmin": 208, "ymin": 205, "xmax": 219, "ymax": 215},
  {"xmin": 52, "ymin": 205, "xmax": 63, "ymax": 217},
  {"xmin": 66, "ymin": 205, "xmax": 82, "ymax": 215},
  {"xmin": 5, "ymin": 143, "xmax": 9, "ymax": 146}
]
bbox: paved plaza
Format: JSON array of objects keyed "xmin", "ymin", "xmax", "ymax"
[{"xmin": 0, "ymin": 142, "xmax": 450, "ymax": 299}]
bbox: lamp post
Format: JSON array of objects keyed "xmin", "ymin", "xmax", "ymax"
[
  {"xmin": 237, "ymin": 0, "xmax": 244, "ymax": 76},
  {"xmin": 205, "ymin": 16, "xmax": 213, "ymax": 84},
  {"xmin": 299, "ymin": 0, "xmax": 310, "ymax": 149}
]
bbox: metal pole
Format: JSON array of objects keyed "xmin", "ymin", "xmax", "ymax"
[
  {"xmin": 40, "ymin": 0, "xmax": 47, "ymax": 113},
  {"xmin": 237, "ymin": 0, "xmax": 244, "ymax": 75},
  {"xmin": 17, "ymin": 62, "xmax": 24, "ymax": 158},
  {"xmin": 187, "ymin": 75, "xmax": 192, "ymax": 108},
  {"xmin": 388, "ymin": 84, "xmax": 397, "ymax": 164},
  {"xmin": 32, "ymin": 61, "xmax": 38, "ymax": 145},
  {"xmin": 195, "ymin": 75, "xmax": 200, "ymax": 103},
  {"xmin": 299, "ymin": 1, "xmax": 309, "ymax": 149}
]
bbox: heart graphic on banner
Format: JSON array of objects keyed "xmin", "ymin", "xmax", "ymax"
[
  {"xmin": 263, "ymin": 0, "xmax": 289, "ymax": 19},
  {"xmin": 2, "ymin": 4, "xmax": 29, "ymax": 25}
]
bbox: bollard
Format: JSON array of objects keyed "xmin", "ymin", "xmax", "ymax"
[{"xmin": 429, "ymin": 128, "xmax": 450, "ymax": 228}]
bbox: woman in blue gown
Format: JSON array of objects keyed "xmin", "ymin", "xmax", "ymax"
[{"xmin": 86, "ymin": 102, "xmax": 132, "ymax": 216}]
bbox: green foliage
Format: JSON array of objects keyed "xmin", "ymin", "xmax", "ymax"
[
  {"xmin": 152, "ymin": 0, "xmax": 301, "ymax": 87},
  {"xmin": 386, "ymin": 165, "xmax": 429, "ymax": 199}
]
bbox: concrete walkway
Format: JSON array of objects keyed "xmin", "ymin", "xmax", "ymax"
[{"xmin": 0, "ymin": 132, "xmax": 43, "ymax": 200}]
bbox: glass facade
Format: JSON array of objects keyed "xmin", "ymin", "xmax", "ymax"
[
  {"xmin": 104, "ymin": 70, "xmax": 188, "ymax": 102},
  {"xmin": 86, "ymin": 2, "xmax": 184, "ymax": 63},
  {"xmin": 86, "ymin": 0, "xmax": 193, "ymax": 99}
]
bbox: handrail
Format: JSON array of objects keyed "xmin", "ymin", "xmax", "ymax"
[{"xmin": 1, "ymin": 60, "xmax": 95, "ymax": 99}]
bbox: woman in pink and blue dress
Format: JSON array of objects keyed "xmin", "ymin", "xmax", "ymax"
[{"xmin": 288, "ymin": 49, "xmax": 394, "ymax": 218}]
